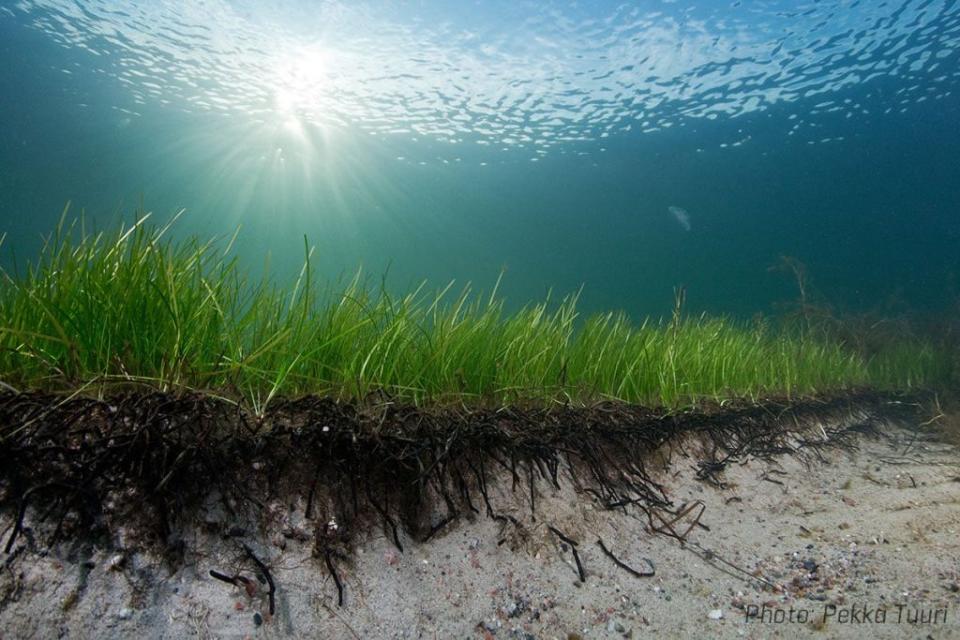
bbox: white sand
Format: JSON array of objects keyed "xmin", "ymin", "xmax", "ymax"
[{"xmin": 2, "ymin": 425, "xmax": 959, "ymax": 639}]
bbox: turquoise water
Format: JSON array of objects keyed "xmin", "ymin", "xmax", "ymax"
[{"xmin": 1, "ymin": 1, "xmax": 958, "ymax": 317}]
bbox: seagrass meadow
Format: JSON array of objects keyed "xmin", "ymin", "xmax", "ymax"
[
  {"xmin": 0, "ymin": 213, "xmax": 952, "ymax": 411},
  {"xmin": 0, "ymin": 213, "xmax": 956, "ymax": 632}
]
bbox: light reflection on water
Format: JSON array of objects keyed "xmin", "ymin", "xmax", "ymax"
[{"xmin": 5, "ymin": 0, "xmax": 960, "ymax": 154}]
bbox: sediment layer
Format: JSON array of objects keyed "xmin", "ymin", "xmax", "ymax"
[{"xmin": 0, "ymin": 390, "xmax": 925, "ymax": 557}]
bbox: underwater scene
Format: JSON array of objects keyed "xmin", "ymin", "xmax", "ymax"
[{"xmin": 0, "ymin": 1, "xmax": 959, "ymax": 638}]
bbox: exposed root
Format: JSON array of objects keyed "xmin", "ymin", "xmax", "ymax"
[
  {"xmin": 242, "ymin": 543, "xmax": 276, "ymax": 617},
  {"xmin": 548, "ymin": 526, "xmax": 585, "ymax": 582},
  {"xmin": 596, "ymin": 538, "xmax": 655, "ymax": 578},
  {"xmin": 0, "ymin": 389, "xmax": 929, "ymax": 605}
]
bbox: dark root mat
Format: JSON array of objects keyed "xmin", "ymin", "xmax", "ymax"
[{"xmin": 0, "ymin": 389, "xmax": 929, "ymax": 605}]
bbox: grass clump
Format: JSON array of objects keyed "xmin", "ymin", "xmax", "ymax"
[{"xmin": 0, "ymin": 212, "xmax": 949, "ymax": 410}]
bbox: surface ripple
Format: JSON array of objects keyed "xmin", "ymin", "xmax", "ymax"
[{"xmin": 4, "ymin": 0, "xmax": 959, "ymax": 151}]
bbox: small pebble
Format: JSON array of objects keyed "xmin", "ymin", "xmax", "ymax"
[{"xmin": 253, "ymin": 612, "xmax": 263, "ymax": 627}]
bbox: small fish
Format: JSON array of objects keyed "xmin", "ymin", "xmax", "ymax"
[{"xmin": 668, "ymin": 206, "xmax": 691, "ymax": 231}]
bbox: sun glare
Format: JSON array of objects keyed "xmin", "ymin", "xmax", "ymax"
[{"xmin": 273, "ymin": 46, "xmax": 329, "ymax": 117}]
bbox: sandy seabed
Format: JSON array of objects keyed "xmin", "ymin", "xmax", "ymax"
[{"xmin": 1, "ymin": 421, "xmax": 959, "ymax": 639}]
